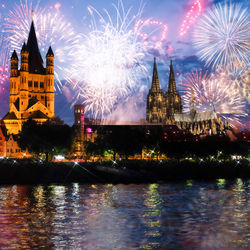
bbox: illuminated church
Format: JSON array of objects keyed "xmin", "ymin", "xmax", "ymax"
[
  {"xmin": 3, "ymin": 21, "xmax": 55, "ymax": 135},
  {"xmin": 146, "ymin": 58, "xmax": 228, "ymax": 134}
]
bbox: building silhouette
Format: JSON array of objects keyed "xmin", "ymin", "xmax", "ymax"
[{"xmin": 3, "ymin": 21, "xmax": 55, "ymax": 135}]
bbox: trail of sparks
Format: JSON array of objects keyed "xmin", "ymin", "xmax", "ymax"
[
  {"xmin": 4, "ymin": 0, "xmax": 80, "ymax": 92},
  {"xmin": 179, "ymin": 0, "xmax": 202, "ymax": 37},
  {"xmin": 193, "ymin": 3, "xmax": 250, "ymax": 70},
  {"xmin": 70, "ymin": 0, "xmax": 149, "ymax": 119},
  {"xmin": 134, "ymin": 19, "xmax": 168, "ymax": 49},
  {"xmin": 180, "ymin": 70, "xmax": 247, "ymax": 126}
]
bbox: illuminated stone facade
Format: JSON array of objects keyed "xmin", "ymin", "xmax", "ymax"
[
  {"xmin": 146, "ymin": 59, "xmax": 228, "ymax": 135},
  {"xmin": 72, "ymin": 104, "xmax": 85, "ymax": 158},
  {"xmin": 146, "ymin": 58, "xmax": 182, "ymax": 124},
  {"xmin": 3, "ymin": 21, "xmax": 54, "ymax": 135}
]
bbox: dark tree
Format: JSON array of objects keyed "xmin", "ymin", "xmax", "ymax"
[{"xmin": 18, "ymin": 118, "xmax": 73, "ymax": 161}]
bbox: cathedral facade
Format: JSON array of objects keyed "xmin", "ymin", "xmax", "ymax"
[
  {"xmin": 3, "ymin": 21, "xmax": 55, "ymax": 135},
  {"xmin": 146, "ymin": 58, "xmax": 182, "ymax": 124},
  {"xmin": 146, "ymin": 59, "xmax": 228, "ymax": 135}
]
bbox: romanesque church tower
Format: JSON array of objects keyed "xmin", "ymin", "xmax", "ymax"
[
  {"xmin": 3, "ymin": 21, "xmax": 55, "ymax": 135},
  {"xmin": 146, "ymin": 58, "xmax": 182, "ymax": 124}
]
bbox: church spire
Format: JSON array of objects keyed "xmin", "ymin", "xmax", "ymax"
[
  {"xmin": 26, "ymin": 21, "xmax": 45, "ymax": 74},
  {"xmin": 167, "ymin": 59, "xmax": 177, "ymax": 93},
  {"xmin": 150, "ymin": 57, "xmax": 162, "ymax": 92}
]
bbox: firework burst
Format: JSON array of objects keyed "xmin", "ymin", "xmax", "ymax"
[
  {"xmin": 180, "ymin": 70, "xmax": 247, "ymax": 126},
  {"xmin": 179, "ymin": 0, "xmax": 202, "ymax": 37},
  {"xmin": 134, "ymin": 19, "xmax": 168, "ymax": 49},
  {"xmin": 4, "ymin": 0, "xmax": 80, "ymax": 91},
  {"xmin": 0, "ymin": 13, "xmax": 9, "ymax": 97},
  {"xmin": 71, "ymin": 1, "xmax": 149, "ymax": 119},
  {"xmin": 193, "ymin": 3, "xmax": 250, "ymax": 70}
]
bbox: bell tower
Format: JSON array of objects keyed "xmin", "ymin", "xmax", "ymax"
[
  {"xmin": 19, "ymin": 42, "xmax": 29, "ymax": 113},
  {"xmin": 46, "ymin": 46, "xmax": 55, "ymax": 117}
]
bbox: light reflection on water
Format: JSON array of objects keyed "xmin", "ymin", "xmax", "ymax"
[{"xmin": 0, "ymin": 180, "xmax": 249, "ymax": 249}]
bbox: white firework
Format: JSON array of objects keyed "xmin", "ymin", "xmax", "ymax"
[
  {"xmin": 70, "ymin": 0, "xmax": 149, "ymax": 119},
  {"xmin": 193, "ymin": 3, "xmax": 250, "ymax": 70},
  {"xmin": 4, "ymin": 0, "xmax": 81, "ymax": 91}
]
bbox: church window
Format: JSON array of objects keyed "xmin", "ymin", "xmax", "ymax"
[
  {"xmin": 28, "ymin": 81, "xmax": 32, "ymax": 87},
  {"xmin": 34, "ymin": 81, "xmax": 38, "ymax": 87},
  {"xmin": 40, "ymin": 82, "xmax": 44, "ymax": 88}
]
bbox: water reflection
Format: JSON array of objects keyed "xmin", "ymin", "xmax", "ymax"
[{"xmin": 0, "ymin": 180, "xmax": 249, "ymax": 249}]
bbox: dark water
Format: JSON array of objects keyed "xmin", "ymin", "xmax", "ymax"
[{"xmin": 0, "ymin": 180, "xmax": 249, "ymax": 249}]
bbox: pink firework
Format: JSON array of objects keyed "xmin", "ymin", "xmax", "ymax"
[
  {"xmin": 180, "ymin": 70, "xmax": 247, "ymax": 126},
  {"xmin": 179, "ymin": 0, "xmax": 202, "ymax": 37},
  {"xmin": 134, "ymin": 19, "xmax": 168, "ymax": 49}
]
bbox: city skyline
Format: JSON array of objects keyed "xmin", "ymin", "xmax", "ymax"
[{"xmin": 0, "ymin": 0, "xmax": 249, "ymax": 127}]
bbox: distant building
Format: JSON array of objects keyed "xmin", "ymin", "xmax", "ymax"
[
  {"xmin": 174, "ymin": 90, "xmax": 228, "ymax": 135},
  {"xmin": 72, "ymin": 104, "xmax": 85, "ymax": 157},
  {"xmin": 146, "ymin": 58, "xmax": 182, "ymax": 124},
  {"xmin": 0, "ymin": 124, "xmax": 7, "ymax": 158},
  {"xmin": 5, "ymin": 134, "xmax": 30, "ymax": 159},
  {"xmin": 3, "ymin": 21, "xmax": 55, "ymax": 135},
  {"xmin": 146, "ymin": 58, "xmax": 228, "ymax": 135}
]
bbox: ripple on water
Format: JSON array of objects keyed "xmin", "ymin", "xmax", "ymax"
[{"xmin": 0, "ymin": 180, "xmax": 249, "ymax": 249}]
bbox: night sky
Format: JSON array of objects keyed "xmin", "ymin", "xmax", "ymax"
[{"xmin": 0, "ymin": 0, "xmax": 249, "ymax": 126}]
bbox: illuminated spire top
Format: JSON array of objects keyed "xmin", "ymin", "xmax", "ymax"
[
  {"xmin": 11, "ymin": 50, "xmax": 18, "ymax": 60},
  {"xmin": 46, "ymin": 46, "xmax": 54, "ymax": 57},
  {"xmin": 150, "ymin": 57, "xmax": 162, "ymax": 92},
  {"xmin": 190, "ymin": 88, "xmax": 196, "ymax": 112},
  {"xmin": 168, "ymin": 59, "xmax": 177, "ymax": 93},
  {"xmin": 27, "ymin": 21, "xmax": 45, "ymax": 74}
]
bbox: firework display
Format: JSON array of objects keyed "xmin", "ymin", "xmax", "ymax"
[
  {"xmin": 179, "ymin": 0, "xmax": 202, "ymax": 37},
  {"xmin": 0, "ymin": 0, "xmax": 248, "ymax": 127},
  {"xmin": 134, "ymin": 19, "xmax": 168, "ymax": 49},
  {"xmin": 180, "ymin": 70, "xmax": 247, "ymax": 126},
  {"xmin": 193, "ymin": 3, "xmax": 250, "ymax": 69},
  {"xmin": 4, "ymin": 0, "xmax": 80, "ymax": 91},
  {"xmin": 70, "ymin": 2, "xmax": 149, "ymax": 119}
]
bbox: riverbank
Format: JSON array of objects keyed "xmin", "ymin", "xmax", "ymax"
[{"xmin": 0, "ymin": 159, "xmax": 249, "ymax": 184}]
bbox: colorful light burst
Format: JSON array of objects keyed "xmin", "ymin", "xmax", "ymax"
[
  {"xmin": 0, "ymin": 13, "xmax": 9, "ymax": 97},
  {"xmin": 193, "ymin": 3, "xmax": 250, "ymax": 70},
  {"xmin": 179, "ymin": 0, "xmax": 202, "ymax": 37},
  {"xmin": 4, "ymin": 0, "xmax": 80, "ymax": 91},
  {"xmin": 217, "ymin": 63, "xmax": 250, "ymax": 104},
  {"xmin": 180, "ymin": 70, "xmax": 247, "ymax": 126},
  {"xmin": 134, "ymin": 19, "xmax": 168, "ymax": 49},
  {"xmin": 70, "ymin": 1, "xmax": 149, "ymax": 119}
]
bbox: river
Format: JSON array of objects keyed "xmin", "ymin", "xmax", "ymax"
[{"xmin": 0, "ymin": 180, "xmax": 249, "ymax": 249}]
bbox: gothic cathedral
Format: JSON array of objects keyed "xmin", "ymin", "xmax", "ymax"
[
  {"xmin": 3, "ymin": 21, "xmax": 55, "ymax": 135},
  {"xmin": 146, "ymin": 58, "xmax": 182, "ymax": 124}
]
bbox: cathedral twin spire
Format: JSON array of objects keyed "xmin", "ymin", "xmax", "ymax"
[
  {"xmin": 150, "ymin": 57, "xmax": 161, "ymax": 93},
  {"xmin": 146, "ymin": 58, "xmax": 183, "ymax": 123},
  {"xmin": 150, "ymin": 58, "xmax": 178, "ymax": 95}
]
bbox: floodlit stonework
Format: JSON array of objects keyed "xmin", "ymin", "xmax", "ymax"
[
  {"xmin": 146, "ymin": 58, "xmax": 228, "ymax": 135},
  {"xmin": 3, "ymin": 21, "xmax": 55, "ymax": 135}
]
